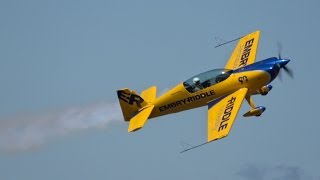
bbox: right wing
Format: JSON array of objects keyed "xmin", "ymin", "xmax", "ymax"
[
  {"xmin": 207, "ymin": 88, "xmax": 248, "ymax": 142},
  {"xmin": 224, "ymin": 31, "xmax": 260, "ymax": 70}
]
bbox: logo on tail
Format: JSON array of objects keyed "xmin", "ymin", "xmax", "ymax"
[
  {"xmin": 117, "ymin": 87, "xmax": 156, "ymax": 122},
  {"xmin": 117, "ymin": 90, "xmax": 144, "ymax": 108},
  {"xmin": 117, "ymin": 89, "xmax": 148, "ymax": 121}
]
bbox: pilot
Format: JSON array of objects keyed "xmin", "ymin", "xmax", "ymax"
[{"xmin": 193, "ymin": 77, "xmax": 204, "ymax": 92}]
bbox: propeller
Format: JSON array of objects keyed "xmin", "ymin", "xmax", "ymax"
[
  {"xmin": 278, "ymin": 63, "xmax": 294, "ymax": 81},
  {"xmin": 282, "ymin": 66, "xmax": 294, "ymax": 79},
  {"xmin": 276, "ymin": 42, "xmax": 294, "ymax": 80}
]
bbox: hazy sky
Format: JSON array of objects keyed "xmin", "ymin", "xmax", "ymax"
[{"xmin": 1, "ymin": 0, "xmax": 319, "ymax": 180}]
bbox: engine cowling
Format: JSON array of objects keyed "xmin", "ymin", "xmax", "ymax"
[
  {"xmin": 243, "ymin": 106, "xmax": 266, "ymax": 117},
  {"xmin": 254, "ymin": 84, "xmax": 273, "ymax": 96}
]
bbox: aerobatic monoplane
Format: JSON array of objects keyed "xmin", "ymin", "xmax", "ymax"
[{"xmin": 117, "ymin": 30, "xmax": 292, "ymax": 151}]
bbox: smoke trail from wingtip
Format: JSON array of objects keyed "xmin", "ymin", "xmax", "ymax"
[{"xmin": 0, "ymin": 102, "xmax": 123, "ymax": 152}]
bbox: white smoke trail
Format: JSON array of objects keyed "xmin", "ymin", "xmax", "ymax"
[{"xmin": 0, "ymin": 102, "xmax": 123, "ymax": 152}]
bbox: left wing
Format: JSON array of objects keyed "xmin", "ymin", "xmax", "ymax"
[
  {"xmin": 207, "ymin": 88, "xmax": 248, "ymax": 142},
  {"xmin": 225, "ymin": 31, "xmax": 260, "ymax": 70}
]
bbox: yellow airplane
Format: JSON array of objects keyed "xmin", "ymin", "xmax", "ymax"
[{"xmin": 117, "ymin": 30, "xmax": 292, "ymax": 150}]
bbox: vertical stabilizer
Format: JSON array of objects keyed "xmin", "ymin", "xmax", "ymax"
[{"xmin": 117, "ymin": 88, "xmax": 148, "ymax": 121}]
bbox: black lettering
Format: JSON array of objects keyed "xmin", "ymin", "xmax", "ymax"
[
  {"xmin": 218, "ymin": 96, "xmax": 236, "ymax": 132},
  {"xmin": 222, "ymin": 108, "xmax": 232, "ymax": 120},
  {"xmin": 238, "ymin": 76, "xmax": 248, "ymax": 84},
  {"xmin": 159, "ymin": 90, "xmax": 217, "ymax": 112},
  {"xmin": 164, "ymin": 104, "xmax": 171, "ymax": 110},
  {"xmin": 187, "ymin": 97, "xmax": 193, "ymax": 103},
  {"xmin": 117, "ymin": 90, "xmax": 130, "ymax": 103},
  {"xmin": 238, "ymin": 77, "xmax": 244, "ymax": 84},
  {"xmin": 169, "ymin": 103, "xmax": 175, "ymax": 108},
  {"xmin": 240, "ymin": 59, "xmax": 248, "ymax": 67},
  {"xmin": 245, "ymin": 38, "xmax": 254, "ymax": 46},
  {"xmin": 228, "ymin": 97, "xmax": 236, "ymax": 104},
  {"xmin": 128, "ymin": 94, "xmax": 144, "ymax": 108},
  {"xmin": 159, "ymin": 106, "xmax": 166, "ymax": 112},
  {"xmin": 239, "ymin": 38, "xmax": 254, "ymax": 67},
  {"xmin": 206, "ymin": 90, "xmax": 215, "ymax": 97},
  {"xmin": 218, "ymin": 123, "xmax": 228, "ymax": 131}
]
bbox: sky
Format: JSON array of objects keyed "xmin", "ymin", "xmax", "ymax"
[{"xmin": 0, "ymin": 0, "xmax": 319, "ymax": 179}]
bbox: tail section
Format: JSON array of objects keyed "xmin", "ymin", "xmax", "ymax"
[
  {"xmin": 128, "ymin": 105, "xmax": 154, "ymax": 132},
  {"xmin": 117, "ymin": 88, "xmax": 147, "ymax": 121},
  {"xmin": 117, "ymin": 86, "xmax": 157, "ymax": 132},
  {"xmin": 141, "ymin": 86, "xmax": 156, "ymax": 103}
]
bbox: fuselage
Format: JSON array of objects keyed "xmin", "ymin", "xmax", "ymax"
[{"xmin": 149, "ymin": 57, "xmax": 289, "ymax": 118}]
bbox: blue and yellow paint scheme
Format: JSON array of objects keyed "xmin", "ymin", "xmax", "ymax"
[{"xmin": 117, "ymin": 30, "xmax": 291, "ymax": 144}]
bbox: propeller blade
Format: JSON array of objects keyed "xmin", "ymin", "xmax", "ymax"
[{"xmin": 283, "ymin": 66, "xmax": 294, "ymax": 79}]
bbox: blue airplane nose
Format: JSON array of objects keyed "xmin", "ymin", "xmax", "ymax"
[{"xmin": 278, "ymin": 59, "xmax": 290, "ymax": 68}]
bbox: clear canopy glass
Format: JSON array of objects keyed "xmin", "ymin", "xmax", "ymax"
[{"xmin": 183, "ymin": 69, "xmax": 233, "ymax": 93}]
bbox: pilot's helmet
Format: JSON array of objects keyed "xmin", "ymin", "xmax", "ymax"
[{"xmin": 193, "ymin": 77, "xmax": 200, "ymax": 84}]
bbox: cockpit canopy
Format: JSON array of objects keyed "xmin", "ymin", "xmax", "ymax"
[{"xmin": 183, "ymin": 69, "xmax": 233, "ymax": 93}]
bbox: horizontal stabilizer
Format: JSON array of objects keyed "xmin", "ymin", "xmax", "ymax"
[{"xmin": 128, "ymin": 105, "xmax": 154, "ymax": 132}]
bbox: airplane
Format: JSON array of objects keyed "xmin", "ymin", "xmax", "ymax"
[{"xmin": 117, "ymin": 30, "xmax": 293, "ymax": 151}]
